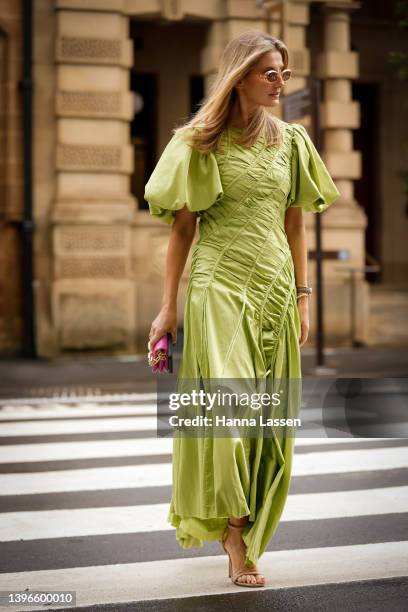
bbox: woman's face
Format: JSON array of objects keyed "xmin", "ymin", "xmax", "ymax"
[{"xmin": 237, "ymin": 50, "xmax": 287, "ymax": 110}]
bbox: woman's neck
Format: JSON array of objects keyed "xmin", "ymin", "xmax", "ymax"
[{"xmin": 228, "ymin": 100, "xmax": 257, "ymax": 129}]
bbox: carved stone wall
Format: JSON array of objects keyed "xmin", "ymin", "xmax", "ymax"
[
  {"xmin": 28, "ymin": 0, "xmax": 405, "ymax": 355},
  {"xmin": 51, "ymin": 0, "xmax": 137, "ymax": 352},
  {"xmin": 187, "ymin": 0, "xmax": 367, "ymax": 346},
  {"xmin": 0, "ymin": 0, "xmax": 24, "ymax": 353}
]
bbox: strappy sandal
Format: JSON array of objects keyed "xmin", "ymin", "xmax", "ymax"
[{"xmin": 221, "ymin": 521, "xmax": 266, "ymax": 588}]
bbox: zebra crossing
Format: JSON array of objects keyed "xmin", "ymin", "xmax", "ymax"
[{"xmin": 0, "ymin": 393, "xmax": 407, "ymax": 610}]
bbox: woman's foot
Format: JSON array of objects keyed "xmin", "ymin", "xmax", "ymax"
[{"xmin": 222, "ymin": 519, "xmax": 265, "ymax": 586}]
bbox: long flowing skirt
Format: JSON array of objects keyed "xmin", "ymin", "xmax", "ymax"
[{"xmin": 167, "ymin": 270, "xmax": 302, "ymax": 566}]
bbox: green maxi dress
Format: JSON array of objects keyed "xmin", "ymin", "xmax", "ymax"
[{"xmin": 144, "ymin": 118, "xmax": 340, "ymax": 565}]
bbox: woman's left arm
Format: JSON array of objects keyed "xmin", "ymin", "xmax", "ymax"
[{"xmin": 284, "ymin": 207, "xmax": 309, "ymax": 347}]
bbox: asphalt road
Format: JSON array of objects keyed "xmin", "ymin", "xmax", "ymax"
[{"xmin": 0, "ymin": 391, "xmax": 407, "ymax": 610}]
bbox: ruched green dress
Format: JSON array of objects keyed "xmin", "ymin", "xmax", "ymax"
[{"xmin": 144, "ymin": 118, "xmax": 340, "ymax": 565}]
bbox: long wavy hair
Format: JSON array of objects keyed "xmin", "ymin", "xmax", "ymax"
[{"xmin": 174, "ymin": 30, "xmax": 289, "ymax": 154}]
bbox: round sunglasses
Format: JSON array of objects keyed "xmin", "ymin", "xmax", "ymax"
[{"xmin": 261, "ymin": 68, "xmax": 292, "ymax": 83}]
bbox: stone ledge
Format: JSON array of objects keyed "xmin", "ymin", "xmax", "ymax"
[
  {"xmin": 52, "ymin": 278, "xmax": 136, "ymax": 350},
  {"xmin": 56, "ymin": 144, "xmax": 134, "ymax": 173},
  {"xmin": 53, "ymin": 224, "xmax": 131, "ymax": 254},
  {"xmin": 54, "ymin": 255, "xmax": 132, "ymax": 279},
  {"xmin": 52, "ymin": 198, "xmax": 137, "ymax": 224},
  {"xmin": 56, "ymin": 37, "xmax": 133, "ymax": 67},
  {"xmin": 324, "ymin": 150, "xmax": 362, "ymax": 180},
  {"xmin": 321, "ymin": 100, "xmax": 360, "ymax": 129},
  {"xmin": 317, "ymin": 51, "xmax": 359, "ymax": 79},
  {"xmin": 56, "ymin": 90, "xmax": 133, "ymax": 120},
  {"xmin": 56, "ymin": 0, "xmax": 126, "ymax": 11}
]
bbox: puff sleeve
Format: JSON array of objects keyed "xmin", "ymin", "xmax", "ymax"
[
  {"xmin": 286, "ymin": 123, "xmax": 340, "ymax": 213},
  {"xmin": 144, "ymin": 131, "xmax": 224, "ymax": 225}
]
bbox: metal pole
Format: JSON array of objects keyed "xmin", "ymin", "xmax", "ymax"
[
  {"xmin": 20, "ymin": 0, "xmax": 36, "ymax": 357},
  {"xmin": 311, "ymin": 79, "xmax": 325, "ymax": 368},
  {"xmin": 350, "ymin": 269, "xmax": 357, "ymax": 347}
]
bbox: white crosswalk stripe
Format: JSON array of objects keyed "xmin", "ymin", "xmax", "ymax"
[
  {"xmin": 1, "ymin": 446, "xmax": 407, "ymax": 494},
  {"xmin": 0, "ymin": 438, "xmax": 172, "ymax": 463},
  {"xmin": 0, "ymin": 395, "xmax": 407, "ymax": 611},
  {"xmin": 1, "ymin": 486, "xmax": 408, "ymax": 542},
  {"xmin": 4, "ymin": 436, "xmax": 408, "ymax": 464},
  {"xmin": 0, "ymin": 416, "xmax": 158, "ymax": 436},
  {"xmin": 1, "ymin": 542, "xmax": 407, "ymax": 608},
  {"xmin": 0, "ymin": 403, "xmax": 157, "ymax": 420}
]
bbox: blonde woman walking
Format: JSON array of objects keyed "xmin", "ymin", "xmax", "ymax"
[{"xmin": 145, "ymin": 30, "xmax": 339, "ymax": 588}]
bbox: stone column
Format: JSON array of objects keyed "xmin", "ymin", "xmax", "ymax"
[
  {"xmin": 0, "ymin": 0, "xmax": 24, "ymax": 352},
  {"xmin": 52, "ymin": 0, "xmax": 136, "ymax": 352},
  {"xmin": 316, "ymin": 0, "xmax": 370, "ymax": 345},
  {"xmin": 200, "ymin": 1, "xmax": 267, "ymax": 96},
  {"xmin": 318, "ymin": 1, "xmax": 362, "ymax": 210},
  {"xmin": 277, "ymin": 0, "xmax": 311, "ymax": 122},
  {"xmin": 201, "ymin": 0, "xmax": 311, "ymax": 117}
]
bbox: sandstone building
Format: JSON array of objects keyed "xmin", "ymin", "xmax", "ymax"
[{"xmin": 0, "ymin": 0, "xmax": 407, "ymax": 357}]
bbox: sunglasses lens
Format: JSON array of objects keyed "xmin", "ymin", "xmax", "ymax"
[
  {"xmin": 265, "ymin": 71, "xmax": 277, "ymax": 82},
  {"xmin": 264, "ymin": 70, "xmax": 291, "ymax": 82}
]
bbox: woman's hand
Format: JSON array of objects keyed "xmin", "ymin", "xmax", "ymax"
[
  {"xmin": 148, "ymin": 305, "xmax": 177, "ymax": 349},
  {"xmin": 297, "ymin": 296, "xmax": 310, "ymax": 347}
]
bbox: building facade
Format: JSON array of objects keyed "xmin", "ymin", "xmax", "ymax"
[{"xmin": 0, "ymin": 0, "xmax": 407, "ymax": 357}]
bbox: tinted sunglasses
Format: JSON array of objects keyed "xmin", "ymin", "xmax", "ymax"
[{"xmin": 261, "ymin": 68, "xmax": 292, "ymax": 83}]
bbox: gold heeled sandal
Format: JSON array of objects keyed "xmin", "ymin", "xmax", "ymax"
[{"xmin": 221, "ymin": 522, "xmax": 266, "ymax": 588}]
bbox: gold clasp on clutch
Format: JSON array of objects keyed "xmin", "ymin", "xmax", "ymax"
[{"xmin": 148, "ymin": 349, "xmax": 167, "ymax": 367}]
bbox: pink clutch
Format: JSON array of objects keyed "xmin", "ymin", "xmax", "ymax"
[{"xmin": 148, "ymin": 332, "xmax": 173, "ymax": 373}]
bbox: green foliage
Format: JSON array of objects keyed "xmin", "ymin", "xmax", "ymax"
[
  {"xmin": 388, "ymin": 1, "xmax": 408, "ymax": 200},
  {"xmin": 388, "ymin": 1, "xmax": 408, "ymax": 81},
  {"xmin": 389, "ymin": 51, "xmax": 408, "ymax": 80}
]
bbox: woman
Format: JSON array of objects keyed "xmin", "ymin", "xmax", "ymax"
[{"xmin": 145, "ymin": 30, "xmax": 340, "ymax": 588}]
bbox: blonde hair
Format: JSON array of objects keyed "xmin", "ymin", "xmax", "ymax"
[{"xmin": 174, "ymin": 29, "xmax": 289, "ymax": 154}]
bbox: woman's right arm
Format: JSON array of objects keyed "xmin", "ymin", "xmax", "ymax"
[{"xmin": 148, "ymin": 206, "xmax": 198, "ymax": 347}]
